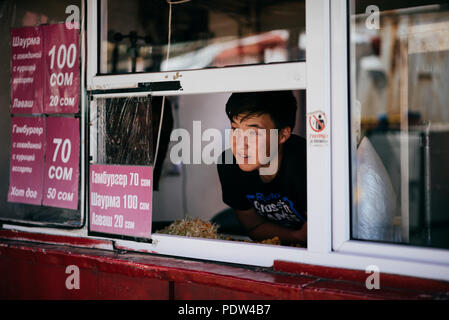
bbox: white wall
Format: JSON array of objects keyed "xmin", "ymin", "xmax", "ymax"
[{"xmin": 152, "ymin": 93, "xmax": 231, "ymax": 222}]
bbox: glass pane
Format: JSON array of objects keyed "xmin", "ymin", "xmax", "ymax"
[
  {"xmin": 93, "ymin": 97, "xmax": 154, "ymax": 165},
  {"xmin": 90, "ymin": 96, "xmax": 172, "ymax": 189},
  {"xmin": 0, "ymin": 0, "xmax": 82, "ymax": 227},
  {"xmin": 350, "ymin": 1, "xmax": 449, "ymax": 249},
  {"xmin": 89, "ymin": 96, "xmax": 166, "ymax": 240},
  {"xmin": 99, "ymin": 0, "xmax": 305, "ymax": 74}
]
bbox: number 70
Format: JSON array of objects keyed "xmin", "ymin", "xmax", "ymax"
[{"xmin": 53, "ymin": 138, "xmax": 71, "ymax": 163}]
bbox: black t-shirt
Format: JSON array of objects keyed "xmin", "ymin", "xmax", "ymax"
[{"xmin": 217, "ymin": 134, "xmax": 307, "ymax": 229}]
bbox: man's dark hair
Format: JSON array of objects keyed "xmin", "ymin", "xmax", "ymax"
[{"xmin": 225, "ymin": 91, "xmax": 297, "ymax": 130}]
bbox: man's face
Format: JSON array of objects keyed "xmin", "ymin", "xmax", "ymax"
[{"xmin": 230, "ymin": 113, "xmax": 278, "ymax": 172}]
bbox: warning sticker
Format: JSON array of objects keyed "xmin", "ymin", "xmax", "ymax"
[{"xmin": 307, "ymin": 111, "xmax": 329, "ymax": 146}]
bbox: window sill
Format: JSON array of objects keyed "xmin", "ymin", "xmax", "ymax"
[{"xmin": 1, "ymin": 228, "xmax": 448, "ymax": 299}]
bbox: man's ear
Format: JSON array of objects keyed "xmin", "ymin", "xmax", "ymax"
[{"xmin": 279, "ymin": 127, "xmax": 292, "ymax": 144}]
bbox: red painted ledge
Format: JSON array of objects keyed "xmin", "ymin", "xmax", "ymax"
[
  {"xmin": 0, "ymin": 229, "xmax": 113, "ymax": 250},
  {"xmin": 273, "ymin": 260, "xmax": 449, "ymax": 295},
  {"xmin": 0, "ymin": 228, "xmax": 448, "ymax": 299}
]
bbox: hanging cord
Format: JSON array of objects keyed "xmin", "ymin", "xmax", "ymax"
[
  {"xmin": 153, "ymin": 0, "xmax": 191, "ymax": 169},
  {"xmin": 153, "ymin": 1, "xmax": 191, "ymax": 218},
  {"xmin": 166, "ymin": 0, "xmax": 191, "ymax": 219}
]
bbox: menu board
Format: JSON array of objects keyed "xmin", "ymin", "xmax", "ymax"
[
  {"xmin": 10, "ymin": 27, "xmax": 44, "ymax": 114},
  {"xmin": 42, "ymin": 117, "xmax": 80, "ymax": 209},
  {"xmin": 8, "ymin": 117, "xmax": 45, "ymax": 205},
  {"xmin": 89, "ymin": 165, "xmax": 153, "ymax": 239},
  {"xmin": 8, "ymin": 24, "xmax": 80, "ymax": 209},
  {"xmin": 43, "ymin": 24, "xmax": 79, "ymax": 114},
  {"xmin": 11, "ymin": 23, "xmax": 79, "ymax": 115}
]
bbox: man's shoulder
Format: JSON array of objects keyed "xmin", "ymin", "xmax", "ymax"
[
  {"xmin": 217, "ymin": 148, "xmax": 236, "ymax": 165},
  {"xmin": 281, "ymin": 134, "xmax": 307, "ymax": 179},
  {"xmin": 217, "ymin": 148, "xmax": 238, "ymax": 176},
  {"xmin": 285, "ymin": 134, "xmax": 306, "ymax": 156}
]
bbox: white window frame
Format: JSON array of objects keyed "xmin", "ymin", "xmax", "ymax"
[
  {"xmin": 5, "ymin": 0, "xmax": 449, "ymax": 282},
  {"xmin": 86, "ymin": 0, "xmax": 306, "ymax": 94},
  {"xmin": 331, "ymin": 0, "xmax": 449, "ymax": 268}
]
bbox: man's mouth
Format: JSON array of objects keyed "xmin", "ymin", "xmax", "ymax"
[{"xmin": 237, "ymin": 152, "xmax": 250, "ymax": 159}]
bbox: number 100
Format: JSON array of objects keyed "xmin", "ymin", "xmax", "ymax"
[{"xmin": 123, "ymin": 195, "xmax": 138, "ymax": 209}]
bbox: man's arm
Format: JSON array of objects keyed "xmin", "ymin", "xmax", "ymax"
[{"xmin": 235, "ymin": 208, "xmax": 307, "ymax": 246}]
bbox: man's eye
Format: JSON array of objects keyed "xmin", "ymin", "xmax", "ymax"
[
  {"xmin": 249, "ymin": 130, "xmax": 258, "ymax": 136},
  {"xmin": 231, "ymin": 128, "xmax": 242, "ymax": 136}
]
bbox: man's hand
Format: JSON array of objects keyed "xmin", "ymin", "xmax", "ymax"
[{"xmin": 235, "ymin": 208, "xmax": 307, "ymax": 246}]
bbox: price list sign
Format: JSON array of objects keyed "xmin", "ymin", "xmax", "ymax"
[
  {"xmin": 42, "ymin": 117, "xmax": 80, "ymax": 209},
  {"xmin": 89, "ymin": 165, "xmax": 153, "ymax": 239},
  {"xmin": 8, "ymin": 24, "xmax": 81, "ymax": 209},
  {"xmin": 10, "ymin": 27, "xmax": 44, "ymax": 114},
  {"xmin": 43, "ymin": 23, "xmax": 79, "ymax": 114},
  {"xmin": 8, "ymin": 117, "xmax": 45, "ymax": 205}
]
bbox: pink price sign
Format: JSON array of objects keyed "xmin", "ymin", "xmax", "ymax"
[
  {"xmin": 42, "ymin": 117, "xmax": 79, "ymax": 209},
  {"xmin": 8, "ymin": 117, "xmax": 45, "ymax": 205},
  {"xmin": 10, "ymin": 27, "xmax": 44, "ymax": 114},
  {"xmin": 89, "ymin": 165, "xmax": 153, "ymax": 239},
  {"xmin": 43, "ymin": 23, "xmax": 79, "ymax": 114}
]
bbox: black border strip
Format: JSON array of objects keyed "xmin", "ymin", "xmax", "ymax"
[
  {"xmin": 96, "ymin": 0, "xmax": 101, "ymax": 76},
  {"xmin": 346, "ymin": 0, "xmax": 355, "ymax": 240},
  {"xmin": 90, "ymin": 81, "xmax": 182, "ymax": 96},
  {"xmin": 89, "ymin": 88, "xmax": 152, "ymax": 95}
]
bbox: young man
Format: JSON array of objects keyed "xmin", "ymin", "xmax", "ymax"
[{"xmin": 217, "ymin": 91, "xmax": 307, "ymax": 246}]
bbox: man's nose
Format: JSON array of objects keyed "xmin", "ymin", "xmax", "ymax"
[{"xmin": 236, "ymin": 132, "xmax": 250, "ymax": 148}]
